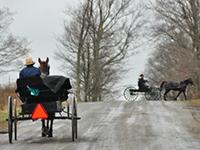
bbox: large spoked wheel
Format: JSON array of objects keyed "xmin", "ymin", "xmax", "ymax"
[
  {"xmin": 8, "ymin": 96, "xmax": 13, "ymax": 144},
  {"xmin": 145, "ymin": 91, "xmax": 152, "ymax": 100},
  {"xmin": 13, "ymin": 99, "xmax": 17, "ymax": 141},
  {"xmin": 145, "ymin": 88, "xmax": 161, "ymax": 100},
  {"xmin": 71, "ymin": 96, "xmax": 77, "ymax": 141},
  {"xmin": 123, "ymin": 87, "xmax": 139, "ymax": 101},
  {"xmin": 150, "ymin": 88, "xmax": 161, "ymax": 100}
]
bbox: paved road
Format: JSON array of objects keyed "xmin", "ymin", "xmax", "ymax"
[{"xmin": 0, "ymin": 100, "xmax": 200, "ymax": 150}]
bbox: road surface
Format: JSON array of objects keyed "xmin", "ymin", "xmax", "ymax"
[{"xmin": 0, "ymin": 100, "xmax": 200, "ymax": 150}]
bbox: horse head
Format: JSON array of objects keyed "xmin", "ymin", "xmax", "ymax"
[
  {"xmin": 38, "ymin": 57, "xmax": 50, "ymax": 76},
  {"xmin": 184, "ymin": 78, "xmax": 194, "ymax": 86}
]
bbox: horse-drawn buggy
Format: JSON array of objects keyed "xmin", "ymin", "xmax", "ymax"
[
  {"xmin": 123, "ymin": 83, "xmax": 161, "ymax": 101},
  {"xmin": 123, "ymin": 78, "xmax": 194, "ymax": 101},
  {"xmin": 123, "ymin": 86, "xmax": 161, "ymax": 101},
  {"xmin": 7, "ymin": 75, "xmax": 81, "ymax": 143}
]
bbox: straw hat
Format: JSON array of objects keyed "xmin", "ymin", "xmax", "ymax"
[{"xmin": 25, "ymin": 57, "xmax": 35, "ymax": 65}]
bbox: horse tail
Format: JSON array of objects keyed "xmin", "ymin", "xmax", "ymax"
[{"xmin": 160, "ymin": 81, "xmax": 166, "ymax": 91}]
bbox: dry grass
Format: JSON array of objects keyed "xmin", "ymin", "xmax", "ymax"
[
  {"xmin": 0, "ymin": 85, "xmax": 17, "ymax": 133},
  {"xmin": 0, "ymin": 110, "xmax": 7, "ymax": 122},
  {"xmin": 186, "ymin": 99, "xmax": 200, "ymax": 107},
  {"xmin": 0, "ymin": 85, "xmax": 16, "ymax": 110},
  {"xmin": 0, "ymin": 110, "xmax": 7, "ymax": 133}
]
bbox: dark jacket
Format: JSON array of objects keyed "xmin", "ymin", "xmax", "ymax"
[
  {"xmin": 138, "ymin": 78, "xmax": 148, "ymax": 90},
  {"xmin": 19, "ymin": 65, "xmax": 41, "ymax": 79}
]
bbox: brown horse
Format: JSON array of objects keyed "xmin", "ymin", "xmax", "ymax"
[
  {"xmin": 38, "ymin": 57, "xmax": 50, "ymax": 76},
  {"xmin": 38, "ymin": 57, "xmax": 53, "ymax": 137}
]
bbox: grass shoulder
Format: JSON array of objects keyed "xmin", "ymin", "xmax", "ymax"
[
  {"xmin": 0, "ymin": 110, "xmax": 7, "ymax": 123},
  {"xmin": 186, "ymin": 99, "xmax": 200, "ymax": 107}
]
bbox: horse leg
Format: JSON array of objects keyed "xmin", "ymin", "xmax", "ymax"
[
  {"xmin": 48, "ymin": 113, "xmax": 54, "ymax": 137},
  {"xmin": 48, "ymin": 119, "xmax": 53, "ymax": 137},
  {"xmin": 42, "ymin": 120, "xmax": 46, "ymax": 137},
  {"xmin": 175, "ymin": 90, "xmax": 183, "ymax": 100},
  {"xmin": 164, "ymin": 90, "xmax": 170, "ymax": 100},
  {"xmin": 47, "ymin": 119, "xmax": 49, "ymax": 130},
  {"xmin": 183, "ymin": 90, "xmax": 187, "ymax": 100}
]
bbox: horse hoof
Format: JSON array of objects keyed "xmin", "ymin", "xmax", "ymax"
[
  {"xmin": 42, "ymin": 127, "xmax": 48, "ymax": 137},
  {"xmin": 48, "ymin": 133, "xmax": 53, "ymax": 137}
]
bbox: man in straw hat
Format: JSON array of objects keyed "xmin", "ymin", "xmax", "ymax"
[{"xmin": 19, "ymin": 57, "xmax": 41, "ymax": 79}]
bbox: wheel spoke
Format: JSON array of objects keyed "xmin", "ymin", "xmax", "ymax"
[{"xmin": 8, "ymin": 96, "xmax": 13, "ymax": 144}]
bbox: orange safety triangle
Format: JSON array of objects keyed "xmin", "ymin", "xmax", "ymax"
[{"xmin": 32, "ymin": 103, "xmax": 48, "ymax": 120}]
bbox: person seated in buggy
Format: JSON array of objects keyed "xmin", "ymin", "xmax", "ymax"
[
  {"xmin": 17, "ymin": 57, "xmax": 71, "ymax": 104},
  {"xmin": 138, "ymin": 74, "xmax": 150, "ymax": 92},
  {"xmin": 19, "ymin": 57, "xmax": 41, "ymax": 79}
]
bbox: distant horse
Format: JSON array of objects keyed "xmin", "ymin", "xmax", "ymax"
[
  {"xmin": 160, "ymin": 78, "xmax": 193, "ymax": 100},
  {"xmin": 38, "ymin": 57, "xmax": 53, "ymax": 137}
]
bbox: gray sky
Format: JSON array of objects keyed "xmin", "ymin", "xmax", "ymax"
[{"xmin": 0, "ymin": 0, "xmax": 152, "ymax": 94}]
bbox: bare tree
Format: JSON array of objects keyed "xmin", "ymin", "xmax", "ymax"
[
  {"xmin": 0, "ymin": 7, "xmax": 29, "ymax": 74},
  {"xmin": 0, "ymin": 7, "xmax": 29, "ymax": 110},
  {"xmin": 56, "ymin": 0, "xmax": 144, "ymax": 101},
  {"xmin": 146, "ymin": 0, "xmax": 200, "ymax": 98},
  {"xmin": 56, "ymin": 0, "xmax": 92, "ymax": 101}
]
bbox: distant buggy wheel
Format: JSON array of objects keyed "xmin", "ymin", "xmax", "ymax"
[
  {"xmin": 123, "ymin": 87, "xmax": 138, "ymax": 101},
  {"xmin": 154, "ymin": 88, "xmax": 161, "ymax": 100},
  {"xmin": 145, "ymin": 87, "xmax": 161, "ymax": 100},
  {"xmin": 8, "ymin": 96, "xmax": 13, "ymax": 144}
]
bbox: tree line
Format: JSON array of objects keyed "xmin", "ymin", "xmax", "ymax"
[
  {"xmin": 0, "ymin": 0, "xmax": 144, "ymax": 103},
  {"xmin": 0, "ymin": 7, "xmax": 29, "ymax": 74},
  {"xmin": 145, "ymin": 0, "xmax": 200, "ymax": 98},
  {"xmin": 0, "ymin": 7, "xmax": 29, "ymax": 109},
  {"xmin": 56, "ymin": 0, "xmax": 144, "ymax": 102},
  {"xmin": 1, "ymin": 0, "xmax": 200, "ymax": 102}
]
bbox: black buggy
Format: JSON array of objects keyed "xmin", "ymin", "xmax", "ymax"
[
  {"xmin": 123, "ymin": 82, "xmax": 161, "ymax": 101},
  {"xmin": 7, "ymin": 76, "xmax": 81, "ymax": 143}
]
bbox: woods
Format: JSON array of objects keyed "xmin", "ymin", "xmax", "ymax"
[
  {"xmin": 0, "ymin": 0, "xmax": 200, "ymax": 102},
  {"xmin": 146, "ymin": 0, "xmax": 200, "ymax": 98},
  {"xmin": 0, "ymin": 7, "xmax": 29, "ymax": 110},
  {"xmin": 0, "ymin": 7, "xmax": 29, "ymax": 74},
  {"xmin": 56, "ymin": 0, "xmax": 144, "ymax": 102}
]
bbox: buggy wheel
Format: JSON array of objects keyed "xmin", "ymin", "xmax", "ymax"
[
  {"xmin": 145, "ymin": 91, "xmax": 152, "ymax": 100},
  {"xmin": 145, "ymin": 88, "xmax": 161, "ymax": 100},
  {"xmin": 13, "ymin": 99, "xmax": 17, "ymax": 140},
  {"xmin": 155, "ymin": 88, "xmax": 161, "ymax": 100},
  {"xmin": 8, "ymin": 96, "xmax": 13, "ymax": 144},
  {"xmin": 123, "ymin": 87, "xmax": 138, "ymax": 101},
  {"xmin": 151, "ymin": 88, "xmax": 161, "ymax": 100},
  {"xmin": 71, "ymin": 96, "xmax": 77, "ymax": 141},
  {"xmin": 74, "ymin": 99, "xmax": 78, "ymax": 139}
]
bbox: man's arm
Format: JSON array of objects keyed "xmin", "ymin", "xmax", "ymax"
[{"xmin": 19, "ymin": 70, "xmax": 23, "ymax": 79}]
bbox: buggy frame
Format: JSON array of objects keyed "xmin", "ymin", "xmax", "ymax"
[
  {"xmin": 123, "ymin": 86, "xmax": 161, "ymax": 101},
  {"xmin": 7, "ymin": 76, "xmax": 81, "ymax": 143}
]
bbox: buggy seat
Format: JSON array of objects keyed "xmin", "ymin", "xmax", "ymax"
[{"xmin": 16, "ymin": 76, "xmax": 72, "ymax": 104}]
